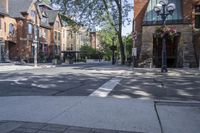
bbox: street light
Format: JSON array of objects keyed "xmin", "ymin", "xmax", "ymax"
[
  {"xmin": 110, "ymin": 37, "xmax": 117, "ymax": 65},
  {"xmin": 154, "ymin": 0, "xmax": 176, "ymax": 72}
]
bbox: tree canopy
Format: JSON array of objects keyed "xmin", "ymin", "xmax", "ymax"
[{"xmin": 51, "ymin": 0, "xmax": 133, "ymax": 65}]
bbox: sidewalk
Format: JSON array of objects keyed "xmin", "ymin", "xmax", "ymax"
[
  {"xmin": 0, "ymin": 96, "xmax": 160, "ymax": 133},
  {"xmin": 0, "ymin": 96, "xmax": 199, "ymax": 133},
  {"xmin": 0, "ymin": 63, "xmax": 55, "ymax": 72}
]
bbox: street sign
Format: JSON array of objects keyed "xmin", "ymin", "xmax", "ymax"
[
  {"xmin": 132, "ymin": 31, "xmax": 137, "ymax": 40},
  {"xmin": 132, "ymin": 48, "xmax": 137, "ymax": 57}
]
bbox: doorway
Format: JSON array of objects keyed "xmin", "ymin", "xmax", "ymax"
[{"xmin": 153, "ymin": 34, "xmax": 180, "ymax": 68}]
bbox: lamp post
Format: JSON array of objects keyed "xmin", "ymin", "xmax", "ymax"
[
  {"xmin": 112, "ymin": 37, "xmax": 115, "ymax": 65},
  {"xmin": 154, "ymin": 0, "xmax": 176, "ymax": 72},
  {"xmin": 110, "ymin": 37, "xmax": 117, "ymax": 65}
]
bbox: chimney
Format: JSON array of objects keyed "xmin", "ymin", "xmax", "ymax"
[
  {"xmin": 5, "ymin": 0, "xmax": 8, "ymax": 14},
  {"xmin": 0, "ymin": 0, "xmax": 9, "ymax": 14}
]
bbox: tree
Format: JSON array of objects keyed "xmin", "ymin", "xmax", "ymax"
[
  {"xmin": 123, "ymin": 34, "xmax": 133, "ymax": 58},
  {"xmin": 51, "ymin": 0, "xmax": 132, "ymax": 65}
]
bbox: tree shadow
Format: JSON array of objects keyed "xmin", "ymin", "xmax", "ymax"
[
  {"xmin": 109, "ymin": 69, "xmax": 200, "ymax": 101},
  {"xmin": 0, "ymin": 71, "xmax": 111, "ymax": 97}
]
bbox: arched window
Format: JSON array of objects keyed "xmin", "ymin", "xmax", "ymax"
[{"xmin": 9, "ymin": 23, "xmax": 14, "ymax": 35}]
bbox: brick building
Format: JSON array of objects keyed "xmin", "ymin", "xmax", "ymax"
[
  {"xmin": 0, "ymin": 0, "xmax": 17, "ymax": 62},
  {"xmin": 90, "ymin": 32, "xmax": 101, "ymax": 50},
  {"xmin": 133, "ymin": 0, "xmax": 200, "ymax": 68},
  {"xmin": 0, "ymin": 0, "xmax": 92, "ymax": 63}
]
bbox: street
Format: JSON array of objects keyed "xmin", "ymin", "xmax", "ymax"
[
  {"xmin": 0, "ymin": 62, "xmax": 200, "ymax": 133},
  {"xmin": 0, "ymin": 63, "xmax": 200, "ymax": 100}
]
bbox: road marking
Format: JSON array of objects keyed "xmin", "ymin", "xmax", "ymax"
[{"xmin": 90, "ymin": 78, "xmax": 122, "ymax": 97}]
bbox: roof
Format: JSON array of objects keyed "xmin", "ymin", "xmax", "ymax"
[
  {"xmin": 46, "ymin": 10, "xmax": 59, "ymax": 24},
  {"xmin": 0, "ymin": 0, "xmax": 7, "ymax": 15},
  {"xmin": 9, "ymin": 0, "xmax": 36, "ymax": 18}
]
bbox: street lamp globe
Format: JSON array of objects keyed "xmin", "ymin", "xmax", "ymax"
[
  {"xmin": 154, "ymin": 4, "xmax": 162, "ymax": 14},
  {"xmin": 159, "ymin": 0, "xmax": 168, "ymax": 6},
  {"xmin": 167, "ymin": 3, "xmax": 176, "ymax": 15}
]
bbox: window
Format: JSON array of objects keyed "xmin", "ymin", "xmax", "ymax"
[
  {"xmin": 28, "ymin": 23, "xmax": 33, "ymax": 34},
  {"xmin": 31, "ymin": 10, "xmax": 36, "ymax": 23},
  {"xmin": 195, "ymin": 5, "xmax": 200, "ymax": 29},
  {"xmin": 143, "ymin": 0, "xmax": 183, "ymax": 25},
  {"xmin": 34, "ymin": 26, "xmax": 38, "ymax": 40},
  {"xmin": 4, "ymin": 22, "xmax": 6, "ymax": 32},
  {"xmin": 58, "ymin": 32, "xmax": 61, "ymax": 41},
  {"xmin": 9, "ymin": 23, "xmax": 14, "ymax": 35},
  {"xmin": 44, "ymin": 44, "xmax": 48, "ymax": 54},
  {"xmin": 71, "ymin": 31, "xmax": 73, "ymax": 39},
  {"xmin": 54, "ymin": 31, "xmax": 57, "ymax": 40},
  {"xmin": 39, "ymin": 28, "xmax": 42, "ymax": 37},
  {"xmin": 44, "ymin": 29, "xmax": 48, "ymax": 38}
]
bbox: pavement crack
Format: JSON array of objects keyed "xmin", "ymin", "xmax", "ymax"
[{"xmin": 154, "ymin": 102, "xmax": 164, "ymax": 133}]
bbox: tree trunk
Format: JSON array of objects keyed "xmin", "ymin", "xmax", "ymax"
[
  {"xmin": 115, "ymin": 0, "xmax": 125, "ymax": 65},
  {"xmin": 118, "ymin": 33, "xmax": 125, "ymax": 65}
]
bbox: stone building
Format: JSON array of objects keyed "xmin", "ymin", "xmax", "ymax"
[
  {"xmin": 36, "ymin": 2, "xmax": 52, "ymax": 62},
  {"xmin": 90, "ymin": 32, "xmax": 101, "ymax": 50},
  {"xmin": 134, "ymin": 0, "xmax": 200, "ymax": 68}
]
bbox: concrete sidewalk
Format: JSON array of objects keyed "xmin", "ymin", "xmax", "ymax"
[
  {"xmin": 0, "ymin": 96, "xmax": 199, "ymax": 133},
  {"xmin": 0, "ymin": 96, "xmax": 160, "ymax": 133},
  {"xmin": 0, "ymin": 63, "xmax": 55, "ymax": 72}
]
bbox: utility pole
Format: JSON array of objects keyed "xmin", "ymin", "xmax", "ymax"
[
  {"xmin": 33, "ymin": 25, "xmax": 39, "ymax": 67},
  {"xmin": 34, "ymin": 43, "xmax": 37, "ymax": 67}
]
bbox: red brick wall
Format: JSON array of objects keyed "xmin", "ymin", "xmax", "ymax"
[
  {"xmin": 133, "ymin": 0, "xmax": 200, "ymax": 32},
  {"xmin": 134, "ymin": 0, "xmax": 149, "ymax": 33},
  {"xmin": 182, "ymin": 0, "xmax": 193, "ymax": 23}
]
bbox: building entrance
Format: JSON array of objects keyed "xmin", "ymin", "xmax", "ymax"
[{"xmin": 153, "ymin": 34, "xmax": 180, "ymax": 68}]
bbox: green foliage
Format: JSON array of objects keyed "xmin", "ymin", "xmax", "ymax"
[
  {"xmin": 80, "ymin": 45, "xmax": 103, "ymax": 59},
  {"xmin": 38, "ymin": 52, "xmax": 46, "ymax": 63},
  {"xmin": 123, "ymin": 34, "xmax": 133, "ymax": 58},
  {"xmin": 42, "ymin": 0, "xmax": 50, "ymax": 5},
  {"xmin": 51, "ymin": 0, "xmax": 133, "ymax": 64}
]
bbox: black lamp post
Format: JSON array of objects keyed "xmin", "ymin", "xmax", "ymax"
[
  {"xmin": 154, "ymin": 0, "xmax": 176, "ymax": 72},
  {"xmin": 110, "ymin": 37, "xmax": 117, "ymax": 65}
]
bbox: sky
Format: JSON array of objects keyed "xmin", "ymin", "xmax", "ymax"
[
  {"xmin": 48, "ymin": 0, "xmax": 134, "ymax": 36},
  {"xmin": 122, "ymin": 0, "xmax": 134, "ymax": 36}
]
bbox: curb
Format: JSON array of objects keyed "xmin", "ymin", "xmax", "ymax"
[{"xmin": 154, "ymin": 100, "xmax": 200, "ymax": 107}]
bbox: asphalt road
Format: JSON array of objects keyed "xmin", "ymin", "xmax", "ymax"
[
  {"xmin": 0, "ymin": 63, "xmax": 122, "ymax": 96},
  {"xmin": 0, "ymin": 62, "xmax": 200, "ymax": 101}
]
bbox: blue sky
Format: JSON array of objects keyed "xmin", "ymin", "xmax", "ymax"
[{"xmin": 122, "ymin": 0, "xmax": 134, "ymax": 36}]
